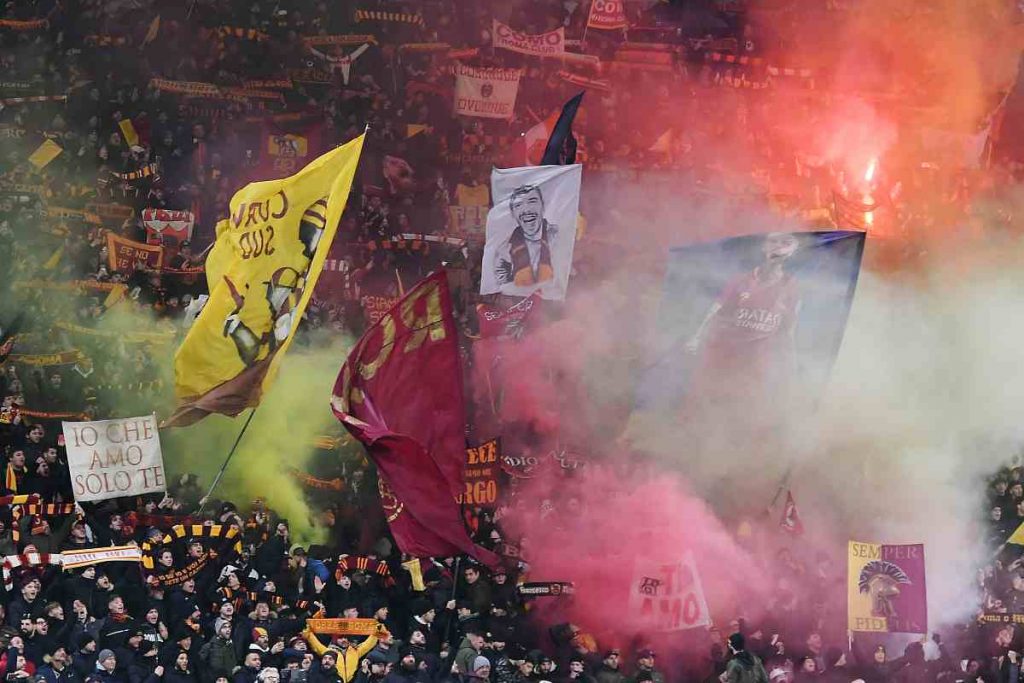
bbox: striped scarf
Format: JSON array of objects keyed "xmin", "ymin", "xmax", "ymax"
[
  {"xmin": 335, "ymin": 555, "xmax": 394, "ymax": 586},
  {"xmin": 2, "ymin": 553, "xmax": 62, "ymax": 590},
  {"xmin": 354, "ymin": 10, "xmax": 424, "ymax": 27},
  {"xmin": 289, "ymin": 469, "xmax": 344, "ymax": 492},
  {"xmin": 216, "ymin": 587, "xmax": 310, "ymax": 612},
  {"xmin": 12, "ymin": 502, "xmax": 81, "ymax": 543},
  {"xmin": 110, "ymin": 163, "xmax": 159, "ymax": 182},
  {"xmin": 4, "ymin": 464, "xmax": 21, "ymax": 493},
  {"xmin": 216, "ymin": 26, "xmax": 268, "ymax": 42},
  {"xmin": 0, "ymin": 95, "xmax": 65, "ymax": 105},
  {"xmin": 141, "ymin": 524, "xmax": 242, "ymax": 571}
]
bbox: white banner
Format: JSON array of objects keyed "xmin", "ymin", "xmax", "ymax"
[
  {"xmin": 492, "ymin": 19, "xmax": 565, "ymax": 57},
  {"xmin": 453, "ymin": 63, "xmax": 521, "ymax": 120},
  {"xmin": 62, "ymin": 414, "xmax": 166, "ymax": 502},
  {"xmin": 628, "ymin": 552, "xmax": 710, "ymax": 631},
  {"xmin": 480, "ymin": 164, "xmax": 581, "ymax": 301},
  {"xmin": 142, "ymin": 208, "xmax": 194, "ymax": 246},
  {"xmin": 61, "ymin": 545, "xmax": 143, "ymax": 570}
]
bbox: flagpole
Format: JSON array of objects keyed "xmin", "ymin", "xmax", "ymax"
[
  {"xmin": 767, "ymin": 464, "xmax": 793, "ymax": 513},
  {"xmin": 197, "ymin": 407, "xmax": 257, "ymax": 513},
  {"xmin": 581, "ymin": 0, "xmax": 593, "ymax": 46}
]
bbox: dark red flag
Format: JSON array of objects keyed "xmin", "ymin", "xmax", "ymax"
[
  {"xmin": 330, "ymin": 271, "xmax": 499, "ymax": 567},
  {"xmin": 475, "ymin": 293, "xmax": 541, "ymax": 339},
  {"xmin": 780, "ymin": 490, "xmax": 804, "ymax": 535}
]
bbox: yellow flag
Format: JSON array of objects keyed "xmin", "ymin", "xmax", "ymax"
[
  {"xmin": 119, "ymin": 119, "xmax": 139, "ymax": 147},
  {"xmin": 401, "ymin": 558, "xmax": 425, "ymax": 591},
  {"xmin": 1008, "ymin": 522, "xmax": 1024, "ymax": 545},
  {"xmin": 27, "ymin": 139, "xmax": 62, "ymax": 169},
  {"xmin": 167, "ymin": 134, "xmax": 366, "ymax": 426}
]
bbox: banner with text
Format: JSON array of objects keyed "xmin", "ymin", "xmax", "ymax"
[
  {"xmin": 107, "ymin": 233, "xmax": 164, "ymax": 273},
  {"xmin": 587, "ymin": 0, "xmax": 628, "ymax": 29},
  {"xmin": 360, "ymin": 294, "xmax": 400, "ymax": 326},
  {"xmin": 62, "ymin": 414, "xmax": 166, "ymax": 502},
  {"xmin": 492, "ymin": 19, "xmax": 565, "ymax": 57},
  {"xmin": 628, "ymin": 551, "xmax": 710, "ymax": 631},
  {"xmin": 458, "ymin": 438, "xmax": 500, "ymax": 507},
  {"xmin": 454, "ymin": 64, "xmax": 521, "ymax": 120},
  {"xmin": 848, "ymin": 541, "xmax": 927, "ymax": 634}
]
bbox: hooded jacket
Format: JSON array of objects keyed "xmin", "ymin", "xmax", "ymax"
[{"xmin": 724, "ymin": 651, "xmax": 769, "ymax": 683}]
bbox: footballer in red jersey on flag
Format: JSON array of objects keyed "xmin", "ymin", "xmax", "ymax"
[
  {"xmin": 636, "ymin": 231, "xmax": 864, "ymax": 433},
  {"xmin": 685, "ymin": 232, "xmax": 801, "ymax": 415}
]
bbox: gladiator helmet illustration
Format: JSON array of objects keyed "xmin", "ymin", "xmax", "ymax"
[{"xmin": 858, "ymin": 560, "xmax": 911, "ymax": 619}]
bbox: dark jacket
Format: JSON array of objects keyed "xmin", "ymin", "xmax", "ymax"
[
  {"xmin": 593, "ymin": 665, "xmax": 626, "ymax": 683},
  {"xmin": 232, "ymin": 666, "xmax": 260, "ymax": 683},
  {"xmin": 163, "ymin": 669, "xmax": 198, "ymax": 683},
  {"xmin": 197, "ymin": 637, "xmax": 236, "ymax": 683},
  {"xmin": 90, "ymin": 668, "xmax": 128, "ymax": 683},
  {"xmin": 72, "ymin": 651, "xmax": 98, "ymax": 680},
  {"xmin": 37, "ymin": 663, "xmax": 83, "ymax": 683},
  {"xmin": 307, "ymin": 663, "xmax": 342, "ymax": 683},
  {"xmin": 724, "ymin": 652, "xmax": 768, "ymax": 683}
]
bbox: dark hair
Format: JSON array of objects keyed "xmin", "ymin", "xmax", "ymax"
[{"xmin": 509, "ymin": 185, "xmax": 544, "ymax": 211}]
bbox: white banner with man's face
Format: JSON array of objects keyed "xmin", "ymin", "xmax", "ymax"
[
  {"xmin": 480, "ymin": 164, "xmax": 582, "ymax": 301},
  {"xmin": 627, "ymin": 552, "xmax": 711, "ymax": 631},
  {"xmin": 453, "ymin": 63, "xmax": 521, "ymax": 120},
  {"xmin": 62, "ymin": 414, "xmax": 166, "ymax": 502}
]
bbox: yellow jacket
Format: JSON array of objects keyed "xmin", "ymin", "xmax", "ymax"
[{"xmin": 303, "ymin": 624, "xmax": 386, "ymax": 683}]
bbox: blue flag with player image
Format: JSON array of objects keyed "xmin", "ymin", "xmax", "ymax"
[{"xmin": 636, "ymin": 231, "xmax": 865, "ymax": 433}]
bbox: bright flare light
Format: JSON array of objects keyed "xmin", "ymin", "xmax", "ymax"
[{"xmin": 864, "ymin": 157, "xmax": 877, "ymax": 183}]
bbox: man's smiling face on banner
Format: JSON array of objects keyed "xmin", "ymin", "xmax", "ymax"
[{"xmin": 510, "ymin": 186, "xmax": 544, "ymax": 240}]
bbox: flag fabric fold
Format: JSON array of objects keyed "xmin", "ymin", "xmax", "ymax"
[
  {"xmin": 168, "ymin": 134, "xmax": 365, "ymax": 426},
  {"xmin": 540, "ymin": 92, "xmax": 584, "ymax": 166},
  {"xmin": 780, "ymin": 490, "xmax": 804, "ymax": 535},
  {"xmin": 330, "ymin": 272, "xmax": 499, "ymax": 568}
]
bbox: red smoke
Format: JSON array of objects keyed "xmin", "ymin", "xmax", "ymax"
[{"xmin": 503, "ymin": 465, "xmax": 769, "ymax": 651}]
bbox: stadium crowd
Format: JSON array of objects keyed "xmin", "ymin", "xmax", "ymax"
[{"xmin": 0, "ymin": 0, "xmax": 1022, "ymax": 682}]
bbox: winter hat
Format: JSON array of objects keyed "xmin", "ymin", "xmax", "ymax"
[
  {"xmin": 97, "ymin": 649, "xmax": 115, "ymax": 664},
  {"xmin": 76, "ymin": 632, "xmax": 96, "ymax": 650},
  {"xmin": 728, "ymin": 633, "xmax": 745, "ymax": 652},
  {"xmin": 471, "ymin": 656, "xmax": 491, "ymax": 673},
  {"xmin": 252, "ymin": 627, "xmax": 268, "ymax": 641},
  {"xmin": 410, "ymin": 598, "xmax": 433, "ymax": 617},
  {"xmin": 366, "ymin": 651, "xmax": 389, "ymax": 665}
]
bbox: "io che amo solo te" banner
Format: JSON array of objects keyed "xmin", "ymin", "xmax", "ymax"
[{"xmin": 62, "ymin": 414, "xmax": 167, "ymax": 501}]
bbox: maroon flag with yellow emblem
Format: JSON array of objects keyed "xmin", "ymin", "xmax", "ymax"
[{"xmin": 330, "ymin": 271, "xmax": 499, "ymax": 567}]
